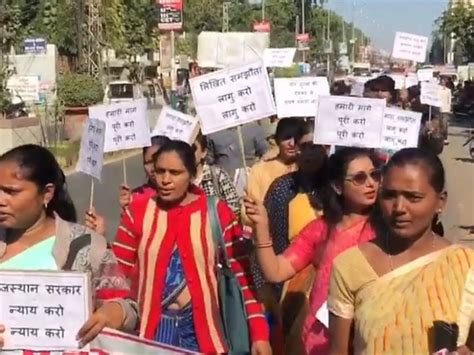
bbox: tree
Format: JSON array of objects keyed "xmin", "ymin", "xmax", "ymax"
[{"xmin": 437, "ymin": 2, "xmax": 474, "ymax": 62}]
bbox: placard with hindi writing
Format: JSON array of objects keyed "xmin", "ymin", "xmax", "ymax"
[
  {"xmin": 274, "ymin": 77, "xmax": 330, "ymax": 118},
  {"xmin": 313, "ymin": 96, "xmax": 386, "ymax": 148},
  {"xmin": 152, "ymin": 106, "xmax": 200, "ymax": 144},
  {"xmin": 0, "ymin": 271, "xmax": 90, "ymax": 351},
  {"xmin": 381, "ymin": 108, "xmax": 422, "ymax": 151},
  {"xmin": 76, "ymin": 118, "xmax": 105, "ymax": 181},
  {"xmin": 89, "ymin": 98, "xmax": 151, "ymax": 152},
  {"xmin": 190, "ymin": 61, "xmax": 276, "ymax": 134}
]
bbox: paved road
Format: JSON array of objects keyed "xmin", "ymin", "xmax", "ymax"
[{"xmin": 440, "ymin": 118, "xmax": 474, "ymax": 245}]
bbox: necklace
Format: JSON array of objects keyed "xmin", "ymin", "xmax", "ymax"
[{"xmin": 385, "ymin": 232, "xmax": 437, "ymax": 271}]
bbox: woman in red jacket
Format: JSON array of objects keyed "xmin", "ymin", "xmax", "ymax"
[{"xmin": 113, "ymin": 140, "xmax": 271, "ymax": 354}]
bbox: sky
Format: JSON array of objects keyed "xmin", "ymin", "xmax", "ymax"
[{"xmin": 326, "ymin": 0, "xmax": 449, "ymax": 52}]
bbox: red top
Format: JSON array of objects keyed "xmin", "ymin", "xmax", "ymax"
[
  {"xmin": 113, "ymin": 187, "xmax": 269, "ymax": 353},
  {"xmin": 131, "ymin": 183, "xmax": 156, "ymax": 203}
]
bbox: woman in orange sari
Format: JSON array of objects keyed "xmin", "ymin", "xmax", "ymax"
[{"xmin": 329, "ymin": 148, "xmax": 474, "ymax": 354}]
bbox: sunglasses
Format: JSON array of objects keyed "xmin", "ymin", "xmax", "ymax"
[{"xmin": 345, "ymin": 170, "xmax": 382, "ymax": 186}]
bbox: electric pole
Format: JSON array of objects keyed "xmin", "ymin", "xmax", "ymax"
[{"xmin": 82, "ymin": 0, "xmax": 102, "ymax": 80}]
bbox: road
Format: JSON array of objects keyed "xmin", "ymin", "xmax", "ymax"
[
  {"xmin": 440, "ymin": 118, "xmax": 474, "ymax": 245},
  {"xmin": 66, "ymin": 111, "xmax": 473, "ymax": 243}
]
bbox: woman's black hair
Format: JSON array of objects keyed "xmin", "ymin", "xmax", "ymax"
[
  {"xmin": 194, "ymin": 132, "xmax": 207, "ymax": 150},
  {"xmin": 153, "ymin": 140, "xmax": 197, "ymax": 177},
  {"xmin": 0, "ymin": 144, "xmax": 77, "ymax": 222},
  {"xmin": 143, "ymin": 135, "xmax": 171, "ymax": 155},
  {"xmin": 371, "ymin": 148, "xmax": 446, "ymax": 237},
  {"xmin": 384, "ymin": 148, "xmax": 445, "ymax": 193},
  {"xmin": 322, "ymin": 147, "xmax": 379, "ymax": 227},
  {"xmin": 274, "ymin": 118, "xmax": 304, "ymax": 143},
  {"xmin": 295, "ymin": 143, "xmax": 328, "ymax": 210}
]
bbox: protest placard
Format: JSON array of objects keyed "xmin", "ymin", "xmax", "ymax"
[
  {"xmin": 313, "ymin": 96, "xmax": 386, "ymax": 148},
  {"xmin": 421, "ymin": 82, "xmax": 442, "ymax": 107},
  {"xmin": 76, "ymin": 118, "xmax": 105, "ymax": 181},
  {"xmin": 263, "ymin": 48, "xmax": 296, "ymax": 68},
  {"xmin": 389, "ymin": 74, "xmax": 407, "ymax": 90},
  {"xmin": 405, "ymin": 73, "xmax": 419, "ymax": 89},
  {"xmin": 0, "ymin": 271, "xmax": 90, "ymax": 352},
  {"xmin": 152, "ymin": 106, "xmax": 200, "ymax": 144},
  {"xmin": 381, "ymin": 108, "xmax": 422, "ymax": 151},
  {"xmin": 190, "ymin": 61, "xmax": 276, "ymax": 134},
  {"xmin": 274, "ymin": 77, "xmax": 329, "ymax": 118},
  {"xmin": 89, "ymin": 99, "xmax": 151, "ymax": 152},
  {"xmin": 349, "ymin": 76, "xmax": 370, "ymax": 97},
  {"xmin": 417, "ymin": 68, "xmax": 434, "ymax": 82},
  {"xmin": 392, "ymin": 32, "xmax": 428, "ymax": 63},
  {"xmin": 91, "ymin": 328, "xmax": 197, "ymax": 355}
]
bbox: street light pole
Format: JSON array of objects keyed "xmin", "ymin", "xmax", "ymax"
[
  {"xmin": 301, "ymin": 0, "xmax": 306, "ymax": 62},
  {"xmin": 262, "ymin": 0, "xmax": 265, "ymax": 20}
]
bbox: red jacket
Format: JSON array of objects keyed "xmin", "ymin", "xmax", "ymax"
[{"xmin": 113, "ymin": 187, "xmax": 269, "ymax": 353}]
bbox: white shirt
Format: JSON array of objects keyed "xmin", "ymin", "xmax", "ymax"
[{"xmin": 438, "ymin": 86, "xmax": 452, "ymax": 113}]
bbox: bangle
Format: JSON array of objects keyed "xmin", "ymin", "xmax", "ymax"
[{"xmin": 255, "ymin": 240, "xmax": 273, "ymax": 248}]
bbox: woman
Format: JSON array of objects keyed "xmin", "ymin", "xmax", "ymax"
[
  {"xmin": 193, "ymin": 133, "xmax": 240, "ymax": 216},
  {"xmin": 263, "ymin": 143, "xmax": 328, "ymax": 352},
  {"xmin": 86, "ymin": 135, "xmax": 170, "ymax": 234},
  {"xmin": 328, "ymin": 148, "xmax": 474, "ymax": 354},
  {"xmin": 244, "ymin": 148, "xmax": 381, "ymax": 355},
  {"xmin": 113, "ymin": 140, "xmax": 271, "ymax": 354},
  {"xmin": 243, "ymin": 118, "xmax": 309, "ymax": 224},
  {"xmin": 0, "ymin": 145, "xmax": 137, "ymax": 349}
]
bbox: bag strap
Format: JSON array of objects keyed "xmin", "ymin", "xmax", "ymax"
[
  {"xmin": 207, "ymin": 196, "xmax": 230, "ymax": 266},
  {"xmin": 209, "ymin": 166, "xmax": 224, "ymax": 201},
  {"xmin": 63, "ymin": 233, "xmax": 92, "ymax": 271}
]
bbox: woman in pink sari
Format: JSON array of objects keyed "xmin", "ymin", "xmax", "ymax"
[{"xmin": 244, "ymin": 147, "xmax": 381, "ymax": 354}]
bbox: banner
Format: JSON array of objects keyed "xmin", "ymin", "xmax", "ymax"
[
  {"xmin": 152, "ymin": 106, "xmax": 200, "ymax": 144},
  {"xmin": 313, "ymin": 96, "xmax": 386, "ymax": 148},
  {"xmin": 190, "ymin": 61, "xmax": 276, "ymax": 134},
  {"xmin": 156, "ymin": 0, "xmax": 183, "ymax": 31},
  {"xmin": 263, "ymin": 48, "xmax": 296, "ymax": 68},
  {"xmin": 197, "ymin": 32, "xmax": 270, "ymax": 68},
  {"xmin": 274, "ymin": 77, "xmax": 330, "ymax": 118},
  {"xmin": 0, "ymin": 271, "xmax": 90, "ymax": 352},
  {"xmin": 381, "ymin": 108, "xmax": 422, "ymax": 151},
  {"xmin": 76, "ymin": 118, "xmax": 105, "ymax": 181},
  {"xmin": 392, "ymin": 32, "xmax": 428, "ymax": 63},
  {"xmin": 90, "ymin": 99, "xmax": 151, "ymax": 153}
]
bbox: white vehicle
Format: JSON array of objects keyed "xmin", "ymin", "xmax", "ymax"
[{"xmin": 104, "ymin": 80, "xmax": 143, "ymax": 104}]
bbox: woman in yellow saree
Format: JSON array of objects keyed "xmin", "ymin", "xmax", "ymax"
[{"xmin": 328, "ymin": 148, "xmax": 474, "ymax": 354}]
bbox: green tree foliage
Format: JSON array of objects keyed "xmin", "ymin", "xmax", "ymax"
[
  {"xmin": 57, "ymin": 73, "xmax": 104, "ymax": 107},
  {"xmin": 437, "ymin": 2, "xmax": 474, "ymax": 62}
]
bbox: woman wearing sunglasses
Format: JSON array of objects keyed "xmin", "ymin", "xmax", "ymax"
[{"xmin": 244, "ymin": 147, "xmax": 381, "ymax": 355}]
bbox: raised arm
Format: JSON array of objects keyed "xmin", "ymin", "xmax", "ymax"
[{"xmin": 243, "ymin": 197, "xmax": 325, "ymax": 283}]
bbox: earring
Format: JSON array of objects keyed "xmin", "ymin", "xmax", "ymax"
[{"xmin": 44, "ymin": 202, "xmax": 48, "ymax": 209}]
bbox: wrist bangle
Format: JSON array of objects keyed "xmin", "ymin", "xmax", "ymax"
[{"xmin": 255, "ymin": 240, "xmax": 273, "ymax": 248}]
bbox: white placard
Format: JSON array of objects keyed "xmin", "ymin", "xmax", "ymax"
[
  {"xmin": 389, "ymin": 74, "xmax": 406, "ymax": 90},
  {"xmin": 7, "ymin": 75, "xmax": 40, "ymax": 102},
  {"xmin": 315, "ymin": 301, "xmax": 329, "ymax": 328},
  {"xmin": 91, "ymin": 328, "xmax": 196, "ymax": 354},
  {"xmin": 263, "ymin": 48, "xmax": 296, "ymax": 68},
  {"xmin": 0, "ymin": 271, "xmax": 90, "ymax": 352},
  {"xmin": 350, "ymin": 77, "xmax": 370, "ymax": 97},
  {"xmin": 274, "ymin": 77, "xmax": 330, "ymax": 118},
  {"xmin": 152, "ymin": 106, "xmax": 200, "ymax": 144},
  {"xmin": 421, "ymin": 82, "xmax": 442, "ymax": 107},
  {"xmin": 392, "ymin": 32, "xmax": 428, "ymax": 63},
  {"xmin": 76, "ymin": 118, "xmax": 105, "ymax": 180},
  {"xmin": 405, "ymin": 74, "xmax": 419, "ymax": 89},
  {"xmin": 197, "ymin": 31, "xmax": 270, "ymax": 68},
  {"xmin": 313, "ymin": 96, "xmax": 386, "ymax": 148},
  {"xmin": 89, "ymin": 99, "xmax": 151, "ymax": 152},
  {"xmin": 381, "ymin": 108, "xmax": 422, "ymax": 151},
  {"xmin": 417, "ymin": 68, "xmax": 434, "ymax": 82},
  {"xmin": 190, "ymin": 61, "xmax": 276, "ymax": 135}
]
